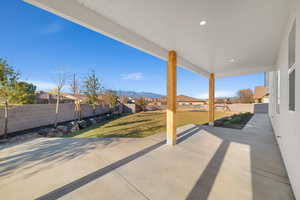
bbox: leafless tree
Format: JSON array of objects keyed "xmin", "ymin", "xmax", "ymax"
[
  {"xmin": 136, "ymin": 97, "xmax": 148, "ymax": 112},
  {"xmin": 237, "ymin": 89, "xmax": 254, "ymax": 103},
  {"xmin": 70, "ymin": 73, "xmax": 79, "ymax": 96},
  {"xmin": 53, "ymin": 71, "xmax": 67, "ymax": 127},
  {"xmin": 70, "ymin": 73, "xmax": 81, "ymax": 121}
]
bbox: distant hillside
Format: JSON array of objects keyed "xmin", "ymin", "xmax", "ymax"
[{"xmin": 115, "ymin": 90, "xmax": 164, "ymax": 98}]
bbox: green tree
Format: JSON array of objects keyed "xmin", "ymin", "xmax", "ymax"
[
  {"xmin": 10, "ymin": 82, "xmax": 36, "ymax": 104},
  {"xmin": 0, "ymin": 59, "xmax": 19, "ymax": 138},
  {"xmin": 83, "ymin": 71, "xmax": 103, "ymax": 114}
]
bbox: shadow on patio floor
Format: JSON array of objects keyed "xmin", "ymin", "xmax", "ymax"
[
  {"xmin": 186, "ymin": 140, "xmax": 230, "ymax": 200},
  {"xmin": 184, "ymin": 122, "xmax": 294, "ymax": 200},
  {"xmin": 35, "ymin": 125, "xmax": 202, "ymax": 200},
  {"xmin": 0, "ymin": 137, "xmax": 119, "ymax": 178}
]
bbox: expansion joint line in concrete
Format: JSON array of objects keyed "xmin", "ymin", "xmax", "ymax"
[{"xmin": 114, "ymin": 170, "xmax": 152, "ymax": 200}]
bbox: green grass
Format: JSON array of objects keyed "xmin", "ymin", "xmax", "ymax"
[{"xmin": 69, "ymin": 110, "xmax": 231, "ymax": 138}]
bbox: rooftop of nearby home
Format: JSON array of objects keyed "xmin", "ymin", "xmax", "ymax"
[{"xmin": 254, "ymin": 86, "xmax": 269, "ymax": 99}]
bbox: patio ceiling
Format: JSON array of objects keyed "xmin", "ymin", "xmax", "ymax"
[{"xmin": 24, "ymin": 0, "xmax": 290, "ymax": 77}]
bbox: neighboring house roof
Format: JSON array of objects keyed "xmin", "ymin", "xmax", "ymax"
[
  {"xmin": 254, "ymin": 86, "xmax": 269, "ymax": 99},
  {"xmin": 145, "ymin": 95, "xmax": 205, "ymax": 103},
  {"xmin": 176, "ymin": 95, "xmax": 205, "ymax": 102},
  {"xmin": 62, "ymin": 94, "xmax": 79, "ymax": 100},
  {"xmin": 61, "ymin": 94, "xmax": 89, "ymax": 102},
  {"xmin": 35, "ymin": 91, "xmax": 50, "ymax": 99},
  {"xmin": 36, "ymin": 91, "xmax": 84, "ymax": 102}
]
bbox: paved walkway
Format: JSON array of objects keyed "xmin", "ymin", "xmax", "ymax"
[{"xmin": 0, "ymin": 114, "xmax": 295, "ymax": 200}]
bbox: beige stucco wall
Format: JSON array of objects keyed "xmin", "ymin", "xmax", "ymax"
[
  {"xmin": 177, "ymin": 103, "xmax": 266, "ymax": 113},
  {"xmin": 204, "ymin": 103, "xmax": 255, "ymax": 113},
  {"xmin": 226, "ymin": 104, "xmax": 254, "ymax": 113},
  {"xmin": 0, "ymin": 104, "xmax": 109, "ymax": 135}
]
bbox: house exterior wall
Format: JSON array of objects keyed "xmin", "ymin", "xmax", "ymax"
[
  {"xmin": 262, "ymin": 97, "xmax": 269, "ymax": 103},
  {"xmin": 267, "ymin": 0, "xmax": 300, "ymax": 198}
]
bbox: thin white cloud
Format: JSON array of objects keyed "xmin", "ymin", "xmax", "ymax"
[
  {"xmin": 41, "ymin": 22, "xmax": 64, "ymax": 34},
  {"xmin": 121, "ymin": 73, "xmax": 144, "ymax": 80},
  {"xmin": 197, "ymin": 90, "xmax": 236, "ymax": 99}
]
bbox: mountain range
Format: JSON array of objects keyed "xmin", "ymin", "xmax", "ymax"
[{"xmin": 115, "ymin": 90, "xmax": 164, "ymax": 98}]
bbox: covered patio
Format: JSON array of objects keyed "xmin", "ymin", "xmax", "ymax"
[
  {"xmin": 5, "ymin": 0, "xmax": 296, "ymax": 199},
  {"xmin": 0, "ymin": 114, "xmax": 294, "ymax": 199},
  {"xmin": 23, "ymin": 0, "xmax": 291, "ymax": 146}
]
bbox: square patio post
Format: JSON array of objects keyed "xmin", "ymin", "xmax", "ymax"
[
  {"xmin": 209, "ymin": 73, "xmax": 215, "ymax": 126},
  {"xmin": 167, "ymin": 50, "xmax": 177, "ymax": 145}
]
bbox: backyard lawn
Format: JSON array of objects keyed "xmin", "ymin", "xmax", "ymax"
[{"xmin": 70, "ymin": 110, "xmax": 231, "ymax": 138}]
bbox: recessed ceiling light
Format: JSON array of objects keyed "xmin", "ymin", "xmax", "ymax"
[
  {"xmin": 229, "ymin": 58, "xmax": 235, "ymax": 63},
  {"xmin": 200, "ymin": 20, "xmax": 207, "ymax": 26}
]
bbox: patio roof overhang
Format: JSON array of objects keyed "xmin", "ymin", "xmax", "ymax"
[{"xmin": 24, "ymin": 0, "xmax": 290, "ymax": 78}]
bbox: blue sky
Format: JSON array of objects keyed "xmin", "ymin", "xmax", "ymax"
[{"xmin": 0, "ymin": 0, "xmax": 264, "ymax": 98}]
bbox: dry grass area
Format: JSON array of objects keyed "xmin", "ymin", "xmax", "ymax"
[{"xmin": 69, "ymin": 110, "xmax": 231, "ymax": 138}]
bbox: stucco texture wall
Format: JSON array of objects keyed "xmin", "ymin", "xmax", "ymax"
[{"xmin": 268, "ymin": 0, "xmax": 300, "ymax": 198}]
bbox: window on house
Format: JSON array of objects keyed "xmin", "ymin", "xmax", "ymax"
[
  {"xmin": 288, "ymin": 21, "xmax": 296, "ymax": 111},
  {"xmin": 276, "ymin": 71, "xmax": 280, "ymax": 114}
]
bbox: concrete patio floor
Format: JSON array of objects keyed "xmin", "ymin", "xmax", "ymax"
[{"xmin": 0, "ymin": 114, "xmax": 295, "ymax": 200}]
